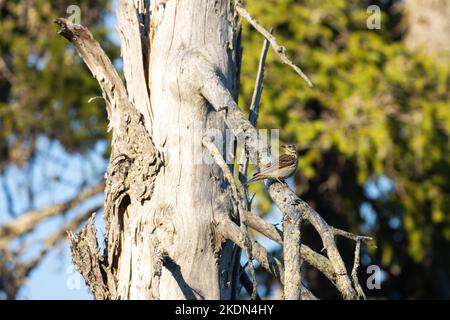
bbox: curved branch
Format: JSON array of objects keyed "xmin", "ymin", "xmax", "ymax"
[{"xmin": 54, "ymin": 18, "xmax": 126, "ymax": 133}]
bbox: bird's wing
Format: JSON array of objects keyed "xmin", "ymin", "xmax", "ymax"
[
  {"xmin": 278, "ymin": 154, "xmax": 297, "ymax": 167},
  {"xmin": 255, "ymin": 163, "xmax": 280, "ymax": 176},
  {"xmin": 253, "ymin": 154, "xmax": 295, "ymax": 176}
]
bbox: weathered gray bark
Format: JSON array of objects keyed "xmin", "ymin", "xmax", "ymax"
[
  {"xmin": 59, "ymin": 0, "xmax": 241, "ymax": 300},
  {"xmin": 142, "ymin": 0, "xmax": 240, "ymax": 299},
  {"xmin": 56, "ymin": 0, "xmax": 373, "ymax": 300}
]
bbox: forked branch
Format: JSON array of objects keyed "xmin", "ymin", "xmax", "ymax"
[
  {"xmin": 294, "ymin": 192, "xmax": 371, "ymax": 299},
  {"xmin": 216, "ymin": 214, "xmax": 317, "ymax": 300}
]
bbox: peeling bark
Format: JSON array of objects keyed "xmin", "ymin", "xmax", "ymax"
[{"xmin": 68, "ymin": 214, "xmax": 112, "ymax": 300}]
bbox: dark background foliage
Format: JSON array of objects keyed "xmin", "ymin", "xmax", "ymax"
[{"xmin": 241, "ymin": 0, "xmax": 450, "ymax": 299}]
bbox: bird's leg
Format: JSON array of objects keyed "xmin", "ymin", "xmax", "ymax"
[{"xmin": 278, "ymin": 179, "xmax": 289, "ymax": 187}]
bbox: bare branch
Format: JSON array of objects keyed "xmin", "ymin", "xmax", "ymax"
[
  {"xmin": 218, "ymin": 214, "xmax": 282, "ymax": 281},
  {"xmin": 185, "ymin": 50, "xmax": 365, "ymax": 299},
  {"xmin": 217, "ymin": 214, "xmax": 317, "ymax": 300},
  {"xmin": 301, "ymin": 285, "xmax": 319, "ymax": 300},
  {"xmin": 249, "ymin": 188, "xmax": 371, "ymax": 300},
  {"xmin": 249, "ymin": 35, "xmax": 270, "ymax": 127},
  {"xmin": 235, "ymin": 1, "xmax": 313, "ymax": 87},
  {"xmin": 202, "ymin": 137, "xmax": 257, "ymax": 299},
  {"xmin": 240, "ymin": 271, "xmax": 261, "ymax": 300},
  {"xmin": 243, "ymin": 211, "xmax": 338, "ymax": 288},
  {"xmin": 68, "ymin": 213, "xmax": 113, "ymax": 300},
  {"xmin": 264, "ymin": 185, "xmax": 308, "ymax": 300},
  {"xmin": 351, "ymin": 240, "xmax": 367, "ymax": 300},
  {"xmin": 282, "ymin": 207, "xmax": 302, "ymax": 300},
  {"xmin": 56, "ymin": 16, "xmax": 164, "ymax": 301},
  {"xmin": 293, "ymin": 192, "xmax": 357, "ymax": 299},
  {"xmin": 234, "ymin": 25, "xmax": 243, "ymax": 103},
  {"xmin": 0, "ymin": 205, "xmax": 102, "ymax": 299},
  {"xmin": 0, "ymin": 56, "xmax": 17, "ymax": 85},
  {"xmin": 202, "ymin": 137, "xmax": 247, "ymax": 211},
  {"xmin": 53, "ymin": 18, "xmax": 126, "ymax": 133},
  {"xmin": 239, "ymin": 35, "xmax": 270, "ymax": 183},
  {"xmin": 0, "ymin": 183, "xmax": 104, "ymax": 250},
  {"xmin": 332, "ymin": 227, "xmax": 375, "ymax": 245}
]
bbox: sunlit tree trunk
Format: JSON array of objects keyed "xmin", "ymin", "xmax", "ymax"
[
  {"xmin": 116, "ymin": 0, "xmax": 240, "ymax": 299},
  {"xmin": 66, "ymin": 0, "xmax": 241, "ymax": 300}
]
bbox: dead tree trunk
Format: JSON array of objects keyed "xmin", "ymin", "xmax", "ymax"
[
  {"xmin": 64, "ymin": 0, "xmax": 241, "ymax": 300},
  {"xmin": 55, "ymin": 0, "xmax": 374, "ymax": 300}
]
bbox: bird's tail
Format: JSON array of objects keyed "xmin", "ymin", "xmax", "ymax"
[{"xmin": 244, "ymin": 174, "xmax": 261, "ymax": 185}]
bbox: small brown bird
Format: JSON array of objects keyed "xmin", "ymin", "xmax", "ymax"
[{"xmin": 246, "ymin": 144, "xmax": 298, "ymax": 185}]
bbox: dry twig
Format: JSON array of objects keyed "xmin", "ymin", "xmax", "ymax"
[
  {"xmin": 203, "ymin": 137, "xmax": 258, "ymax": 299},
  {"xmin": 235, "ymin": 1, "xmax": 313, "ymax": 87}
]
